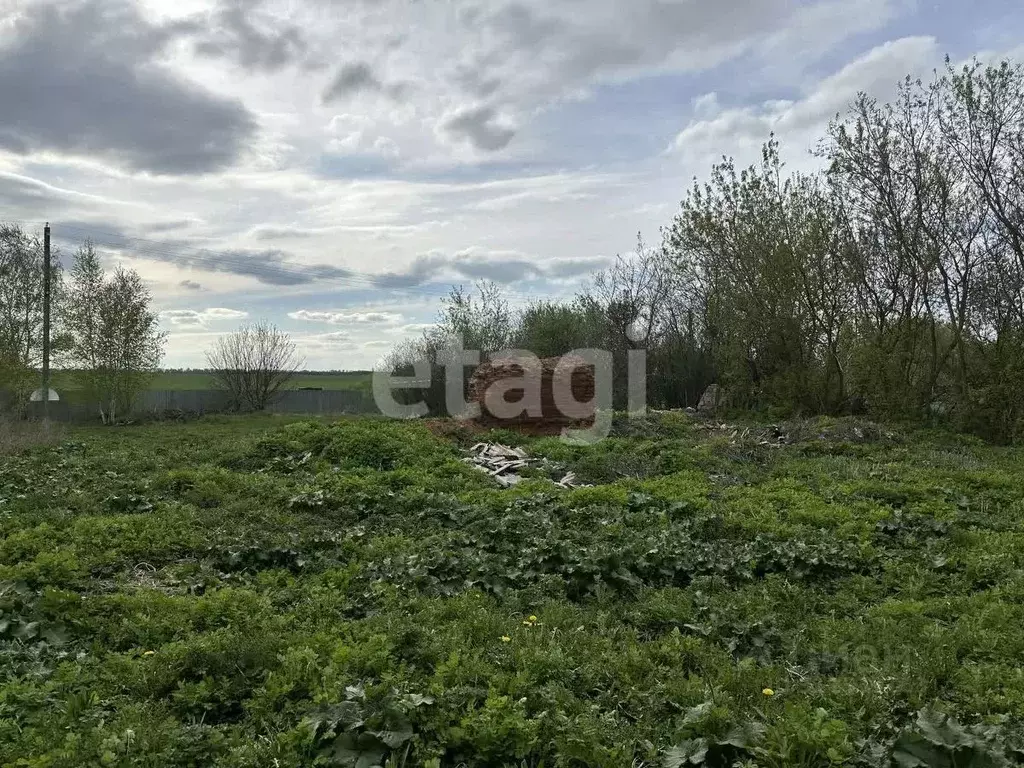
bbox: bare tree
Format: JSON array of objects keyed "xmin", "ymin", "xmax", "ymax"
[
  {"xmin": 207, "ymin": 322, "xmax": 302, "ymax": 411},
  {"xmin": 588, "ymin": 232, "xmax": 676, "ymax": 349}
]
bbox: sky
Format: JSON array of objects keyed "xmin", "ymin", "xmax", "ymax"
[{"xmin": 1, "ymin": 0, "xmax": 1022, "ymax": 370}]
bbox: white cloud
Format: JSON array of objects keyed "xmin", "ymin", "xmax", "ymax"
[
  {"xmin": 757, "ymin": 0, "xmax": 904, "ymax": 68},
  {"xmin": 288, "ymin": 310, "xmax": 404, "ymax": 325},
  {"xmin": 295, "ymin": 331, "xmax": 359, "ymax": 352},
  {"xmin": 397, "ymin": 323, "xmax": 436, "ymax": 335},
  {"xmin": 326, "ymin": 113, "xmax": 402, "ymax": 157},
  {"xmin": 388, "ymin": 0, "xmax": 902, "ymax": 153},
  {"xmin": 668, "ymin": 37, "xmax": 942, "ymax": 166},
  {"xmin": 160, "ymin": 307, "xmax": 249, "ymax": 327},
  {"xmin": 202, "ymin": 307, "xmax": 250, "ymax": 319}
]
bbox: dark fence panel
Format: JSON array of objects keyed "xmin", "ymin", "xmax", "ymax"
[{"xmin": 24, "ymin": 389, "xmax": 380, "ymax": 422}]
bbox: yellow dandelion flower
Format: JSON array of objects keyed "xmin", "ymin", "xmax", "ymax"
[
  {"xmin": 500, "ymin": 635, "xmax": 511, "ymax": 643},
  {"xmin": 762, "ymin": 688, "xmax": 775, "ymax": 696},
  {"xmin": 528, "ymin": 615, "xmax": 537, "ymax": 622}
]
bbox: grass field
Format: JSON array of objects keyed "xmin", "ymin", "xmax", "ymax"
[{"xmin": 1, "ymin": 413, "xmax": 1023, "ymax": 765}]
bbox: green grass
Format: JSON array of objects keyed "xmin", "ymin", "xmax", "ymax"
[{"xmin": 1, "ymin": 413, "xmax": 1023, "ymax": 766}]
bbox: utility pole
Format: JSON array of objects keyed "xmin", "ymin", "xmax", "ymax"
[{"xmin": 42, "ymin": 222, "xmax": 51, "ymax": 422}]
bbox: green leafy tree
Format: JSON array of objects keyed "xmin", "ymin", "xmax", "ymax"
[
  {"xmin": 67, "ymin": 242, "xmax": 165, "ymax": 423},
  {"xmin": 665, "ymin": 138, "xmax": 854, "ymax": 412}
]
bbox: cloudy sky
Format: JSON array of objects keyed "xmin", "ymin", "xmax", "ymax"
[{"xmin": 1, "ymin": 0, "xmax": 1021, "ymax": 369}]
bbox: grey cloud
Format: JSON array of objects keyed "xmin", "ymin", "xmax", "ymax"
[
  {"xmin": 182, "ymin": 244, "xmax": 598, "ymax": 289},
  {"xmin": 40, "ymin": 223, "xmax": 354, "ymax": 289},
  {"xmin": 487, "ymin": 2, "xmax": 564, "ymax": 53},
  {"xmin": 129, "ymin": 237, "xmax": 353, "ymax": 286},
  {"xmin": 372, "ymin": 252, "xmax": 450, "ymax": 289},
  {"xmin": 487, "ymin": 0, "xmax": 785, "ymax": 80},
  {"xmin": 441, "ymin": 105, "xmax": 516, "ymax": 151},
  {"xmin": 49, "ymin": 220, "xmax": 149, "ymax": 259},
  {"xmin": 322, "ymin": 62, "xmax": 382, "ymax": 103},
  {"xmin": 251, "ymin": 225, "xmax": 317, "ymax": 240},
  {"xmin": 437, "ymin": 0, "xmax": 879, "ymax": 129},
  {"xmin": 57, "ymin": 219, "xmax": 130, "ymax": 238},
  {"xmin": 179, "ymin": 279, "xmax": 204, "ymax": 291},
  {"xmin": 62, "ymin": 224, "xmax": 602, "ymax": 290},
  {"xmin": 450, "ymin": 251, "xmax": 544, "ymax": 283},
  {"xmin": 384, "ymin": 81, "xmax": 414, "ymax": 100},
  {"xmin": 59, "ymin": 225, "xmax": 353, "ymax": 286},
  {"xmin": 0, "ymin": 131, "xmax": 28, "ymax": 154},
  {"xmin": 0, "ymin": 172, "xmax": 67, "ymax": 213},
  {"xmin": 0, "ymin": 172, "xmax": 120, "ymax": 223},
  {"xmin": 453, "ymin": 66, "xmax": 504, "ymax": 99},
  {"xmin": 0, "ymin": 0, "xmax": 256, "ymax": 175},
  {"xmin": 143, "ymin": 220, "xmax": 199, "ymax": 234},
  {"xmin": 192, "ymin": 1, "xmax": 309, "ymax": 72},
  {"xmin": 375, "ymin": 248, "xmax": 602, "ymax": 288},
  {"xmin": 183, "ymin": 248, "xmax": 356, "ymax": 286},
  {"xmin": 251, "ymin": 222, "xmax": 434, "ymax": 240}
]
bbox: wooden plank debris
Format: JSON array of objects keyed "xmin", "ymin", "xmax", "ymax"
[{"xmin": 463, "ymin": 443, "xmax": 589, "ymax": 489}]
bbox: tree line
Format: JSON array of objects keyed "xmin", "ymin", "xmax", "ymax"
[
  {"xmin": 0, "ymin": 225, "xmax": 311, "ymax": 419},
  {"xmin": 0, "ymin": 231, "xmax": 165, "ymax": 422},
  {"xmin": 389, "ymin": 57, "xmax": 1024, "ymax": 442}
]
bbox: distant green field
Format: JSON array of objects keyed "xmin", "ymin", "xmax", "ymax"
[{"xmin": 51, "ymin": 370, "xmax": 374, "ymax": 397}]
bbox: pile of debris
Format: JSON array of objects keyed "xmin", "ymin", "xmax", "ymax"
[
  {"xmin": 695, "ymin": 422, "xmax": 791, "ymax": 447},
  {"xmin": 694, "ymin": 418, "xmax": 896, "ymax": 446},
  {"xmin": 468, "ymin": 355, "xmax": 596, "ymax": 434},
  {"xmin": 463, "ymin": 442, "xmax": 587, "ymax": 489}
]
